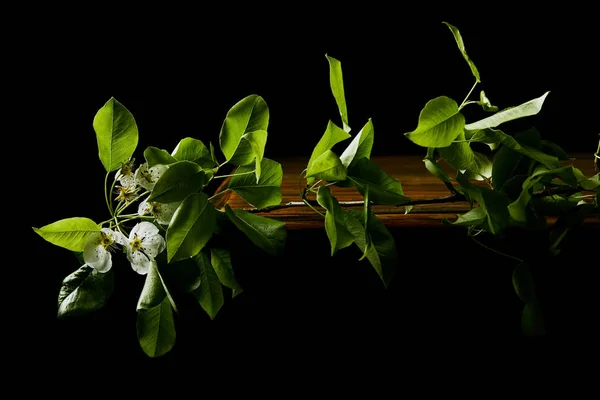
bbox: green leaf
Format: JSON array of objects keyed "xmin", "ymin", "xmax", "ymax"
[
  {"xmin": 456, "ymin": 173, "xmax": 510, "ymax": 234},
  {"xmin": 471, "ymin": 128, "xmax": 560, "ymax": 170},
  {"xmin": 541, "ymin": 140, "xmax": 571, "ymax": 161},
  {"xmin": 93, "ymin": 97, "xmax": 139, "ymax": 172},
  {"xmin": 347, "ymin": 158, "xmax": 411, "ymax": 205},
  {"xmin": 171, "ymin": 137, "xmax": 215, "ymax": 168},
  {"xmin": 343, "ymin": 209, "xmax": 397, "ymax": 288},
  {"xmin": 219, "ymin": 94, "xmax": 269, "ymax": 162},
  {"xmin": 317, "ymin": 186, "xmax": 354, "ymax": 256},
  {"xmin": 512, "ymin": 262, "xmax": 545, "ymax": 336},
  {"xmin": 490, "ymin": 128, "xmax": 542, "ymax": 191},
  {"xmin": 478, "ymin": 90, "xmax": 498, "ymax": 112},
  {"xmin": 438, "ymin": 130, "xmax": 475, "ymax": 171},
  {"xmin": 137, "ymin": 298, "xmax": 176, "ymax": 358},
  {"xmin": 224, "ymin": 205, "xmax": 287, "ymax": 256},
  {"xmin": 404, "ymin": 96, "xmax": 465, "ymax": 148},
  {"xmin": 158, "ymin": 257, "xmax": 201, "ymax": 294},
  {"xmin": 210, "ymin": 248, "xmax": 243, "ymax": 297},
  {"xmin": 326, "ymin": 54, "xmax": 350, "ymax": 132},
  {"xmin": 144, "ymin": 146, "xmax": 177, "ymax": 168},
  {"xmin": 442, "ymin": 206, "xmax": 486, "ymax": 227},
  {"xmin": 228, "ymin": 158, "xmax": 283, "ymax": 209},
  {"xmin": 229, "ymin": 130, "xmax": 268, "ymax": 179},
  {"xmin": 443, "ymin": 21, "xmax": 480, "ymax": 83},
  {"xmin": 465, "ymin": 92, "xmax": 550, "ymax": 131},
  {"xmin": 306, "ymin": 120, "xmax": 351, "ymax": 183},
  {"xmin": 192, "ymin": 252, "xmax": 224, "ymax": 319},
  {"xmin": 148, "ymin": 161, "xmax": 207, "ymax": 203},
  {"xmin": 57, "ymin": 265, "xmax": 114, "ymax": 318},
  {"xmin": 166, "ymin": 192, "xmax": 216, "ymax": 263},
  {"xmin": 33, "ymin": 217, "xmax": 100, "ymax": 252},
  {"xmin": 340, "ymin": 119, "xmax": 375, "ymax": 167},
  {"xmin": 464, "ymin": 151, "xmax": 493, "ymax": 181},
  {"xmin": 136, "ymin": 261, "xmax": 166, "ymax": 311},
  {"xmin": 306, "ymin": 150, "xmax": 347, "ymax": 181},
  {"xmin": 424, "ymin": 154, "xmax": 452, "ymax": 184},
  {"xmin": 508, "ymin": 165, "xmax": 600, "ymax": 222}
]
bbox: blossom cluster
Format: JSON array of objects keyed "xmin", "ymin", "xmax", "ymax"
[{"xmin": 84, "ymin": 159, "xmax": 180, "ymax": 275}]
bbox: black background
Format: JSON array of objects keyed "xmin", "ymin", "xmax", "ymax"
[{"xmin": 20, "ymin": 5, "xmax": 599, "ymax": 383}]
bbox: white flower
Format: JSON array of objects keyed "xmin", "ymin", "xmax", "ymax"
[
  {"xmin": 135, "ymin": 163, "xmax": 167, "ymax": 191},
  {"xmin": 83, "ymin": 228, "xmax": 125, "ymax": 273},
  {"xmin": 121, "ymin": 222, "xmax": 166, "ymax": 275},
  {"xmin": 116, "ymin": 158, "xmax": 137, "ymax": 189},
  {"xmin": 138, "ymin": 198, "xmax": 181, "ymax": 225}
]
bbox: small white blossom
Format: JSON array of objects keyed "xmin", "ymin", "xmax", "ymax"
[
  {"xmin": 135, "ymin": 163, "xmax": 167, "ymax": 191},
  {"xmin": 83, "ymin": 228, "xmax": 125, "ymax": 273},
  {"xmin": 116, "ymin": 158, "xmax": 137, "ymax": 189},
  {"xmin": 138, "ymin": 198, "xmax": 181, "ymax": 225},
  {"xmin": 120, "ymin": 222, "xmax": 166, "ymax": 275}
]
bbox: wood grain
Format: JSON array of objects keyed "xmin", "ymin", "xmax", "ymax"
[{"xmin": 213, "ymin": 154, "xmax": 600, "ymax": 230}]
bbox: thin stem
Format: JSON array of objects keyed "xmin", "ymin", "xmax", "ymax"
[
  {"xmin": 208, "ymin": 188, "xmax": 231, "ymax": 202},
  {"xmin": 214, "ymin": 169, "xmax": 256, "ymax": 179},
  {"xmin": 459, "ymin": 80, "xmax": 479, "ymax": 110},
  {"xmin": 303, "ymin": 198, "xmax": 325, "ymax": 217},
  {"xmin": 468, "ymin": 228, "xmax": 523, "ymax": 263},
  {"xmin": 243, "ymin": 194, "xmax": 466, "ymax": 213},
  {"xmin": 104, "ymin": 171, "xmax": 113, "ymax": 215}
]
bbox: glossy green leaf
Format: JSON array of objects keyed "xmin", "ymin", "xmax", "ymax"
[
  {"xmin": 508, "ymin": 165, "xmax": 600, "ymax": 222},
  {"xmin": 33, "ymin": 217, "xmax": 100, "ymax": 252},
  {"xmin": 229, "ymin": 130, "xmax": 268, "ymax": 179},
  {"xmin": 340, "ymin": 119, "xmax": 374, "ymax": 167},
  {"xmin": 210, "ymin": 248, "xmax": 243, "ymax": 297},
  {"xmin": 171, "ymin": 137, "xmax": 215, "ymax": 168},
  {"xmin": 93, "ymin": 97, "xmax": 139, "ymax": 172},
  {"xmin": 224, "ymin": 205, "xmax": 287, "ymax": 256},
  {"xmin": 137, "ymin": 298, "xmax": 176, "ymax": 358},
  {"xmin": 57, "ymin": 264, "xmax": 114, "ymax": 318},
  {"xmin": 465, "ymin": 92, "xmax": 550, "ymax": 131},
  {"xmin": 457, "ymin": 173, "xmax": 510, "ymax": 234},
  {"xmin": 471, "ymin": 128, "xmax": 559, "ymax": 170},
  {"xmin": 343, "ymin": 209, "xmax": 397, "ymax": 288},
  {"xmin": 438, "ymin": 130, "xmax": 475, "ymax": 170},
  {"xmin": 541, "ymin": 140, "xmax": 571, "ymax": 161},
  {"xmin": 192, "ymin": 252, "xmax": 224, "ymax": 320},
  {"xmin": 158, "ymin": 257, "xmax": 201, "ymax": 294},
  {"xmin": 148, "ymin": 161, "xmax": 207, "ymax": 203},
  {"xmin": 464, "ymin": 151, "xmax": 493, "ymax": 181},
  {"xmin": 347, "ymin": 158, "xmax": 411, "ymax": 205},
  {"xmin": 326, "ymin": 54, "xmax": 350, "ymax": 132},
  {"xmin": 306, "ymin": 150, "xmax": 347, "ymax": 181},
  {"xmin": 136, "ymin": 261, "xmax": 166, "ymax": 311},
  {"xmin": 442, "ymin": 206, "xmax": 486, "ymax": 227},
  {"xmin": 144, "ymin": 146, "xmax": 177, "ymax": 168},
  {"xmin": 166, "ymin": 192, "xmax": 216, "ymax": 263},
  {"xmin": 306, "ymin": 120, "xmax": 351, "ymax": 183},
  {"xmin": 317, "ymin": 186, "xmax": 354, "ymax": 256},
  {"xmin": 443, "ymin": 21, "xmax": 480, "ymax": 83},
  {"xmin": 424, "ymin": 154, "xmax": 452, "ymax": 184},
  {"xmin": 219, "ymin": 95, "xmax": 269, "ymax": 162},
  {"xmin": 404, "ymin": 96, "xmax": 465, "ymax": 148},
  {"xmin": 228, "ymin": 158, "xmax": 283, "ymax": 209}
]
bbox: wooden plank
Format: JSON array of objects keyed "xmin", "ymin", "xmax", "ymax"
[{"xmin": 213, "ymin": 154, "xmax": 600, "ymax": 229}]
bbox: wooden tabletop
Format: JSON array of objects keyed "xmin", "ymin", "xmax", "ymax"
[{"xmin": 213, "ymin": 153, "xmax": 600, "ymax": 230}]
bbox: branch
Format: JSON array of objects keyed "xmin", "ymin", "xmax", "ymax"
[{"xmin": 245, "ymin": 192, "xmax": 466, "ymax": 213}]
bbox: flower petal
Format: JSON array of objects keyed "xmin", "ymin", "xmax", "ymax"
[
  {"xmin": 129, "ymin": 250, "xmax": 152, "ymax": 275},
  {"xmin": 136, "ymin": 221, "xmax": 160, "ymax": 239},
  {"xmin": 83, "ymin": 240, "xmax": 112, "ymax": 273},
  {"xmin": 142, "ymin": 234, "xmax": 166, "ymax": 257}
]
